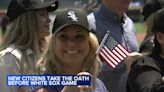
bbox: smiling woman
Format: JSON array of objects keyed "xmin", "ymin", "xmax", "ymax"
[
  {"xmin": 54, "ymin": 25, "xmax": 90, "ymax": 68},
  {"xmin": 31, "ymin": 9, "xmax": 109, "ymax": 92}
]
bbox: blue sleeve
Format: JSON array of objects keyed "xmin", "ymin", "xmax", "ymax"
[
  {"xmin": 30, "ymin": 86, "xmax": 43, "ymax": 92},
  {"xmin": 92, "ymin": 78, "xmax": 109, "ymax": 92}
]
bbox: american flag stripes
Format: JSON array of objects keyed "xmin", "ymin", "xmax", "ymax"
[{"xmin": 97, "ymin": 31, "xmax": 129, "ymax": 68}]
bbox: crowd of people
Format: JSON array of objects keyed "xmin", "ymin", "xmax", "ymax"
[{"xmin": 0, "ymin": 0, "xmax": 164, "ymax": 92}]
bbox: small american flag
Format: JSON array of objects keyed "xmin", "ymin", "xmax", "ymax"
[{"xmin": 97, "ymin": 31, "xmax": 129, "ymax": 68}]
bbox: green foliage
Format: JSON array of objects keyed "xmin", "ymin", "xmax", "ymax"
[{"xmin": 134, "ymin": 22, "xmax": 147, "ymax": 33}]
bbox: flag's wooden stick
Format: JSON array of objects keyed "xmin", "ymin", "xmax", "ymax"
[{"xmin": 96, "ymin": 31, "xmax": 110, "ymax": 55}]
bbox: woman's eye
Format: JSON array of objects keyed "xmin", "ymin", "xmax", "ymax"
[
  {"xmin": 59, "ymin": 35, "xmax": 68, "ymax": 42},
  {"xmin": 76, "ymin": 35, "xmax": 85, "ymax": 41},
  {"xmin": 38, "ymin": 10, "xmax": 48, "ymax": 16}
]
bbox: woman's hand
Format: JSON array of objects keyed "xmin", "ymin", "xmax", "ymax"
[
  {"xmin": 36, "ymin": 88, "xmax": 48, "ymax": 92},
  {"xmin": 77, "ymin": 72, "xmax": 93, "ymax": 92},
  {"xmin": 62, "ymin": 72, "xmax": 93, "ymax": 92},
  {"xmin": 124, "ymin": 52, "xmax": 143, "ymax": 73}
]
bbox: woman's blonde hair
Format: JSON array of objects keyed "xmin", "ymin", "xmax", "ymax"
[
  {"xmin": 37, "ymin": 31, "xmax": 101, "ymax": 77},
  {"xmin": 0, "ymin": 10, "xmax": 42, "ymax": 73}
]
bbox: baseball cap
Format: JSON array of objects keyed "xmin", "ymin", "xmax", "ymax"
[
  {"xmin": 142, "ymin": 0, "xmax": 164, "ymax": 21},
  {"xmin": 6, "ymin": 0, "xmax": 58, "ymax": 22},
  {"xmin": 152, "ymin": 8, "xmax": 164, "ymax": 33},
  {"xmin": 52, "ymin": 9, "xmax": 90, "ymax": 33}
]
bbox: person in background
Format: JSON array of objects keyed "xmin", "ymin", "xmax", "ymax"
[
  {"xmin": 126, "ymin": 8, "xmax": 164, "ymax": 92},
  {"xmin": 139, "ymin": 0, "xmax": 164, "ymax": 53},
  {"xmin": 0, "ymin": 15, "xmax": 9, "ymax": 34},
  {"xmin": 0, "ymin": 0, "xmax": 58, "ymax": 92},
  {"xmin": 0, "ymin": 15, "xmax": 9, "ymax": 44},
  {"xmin": 87, "ymin": 0, "xmax": 139, "ymax": 92},
  {"xmin": 31, "ymin": 9, "xmax": 108, "ymax": 92}
]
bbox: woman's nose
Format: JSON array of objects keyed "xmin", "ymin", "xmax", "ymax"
[
  {"xmin": 46, "ymin": 16, "xmax": 51, "ymax": 23},
  {"xmin": 67, "ymin": 39, "xmax": 78, "ymax": 46}
]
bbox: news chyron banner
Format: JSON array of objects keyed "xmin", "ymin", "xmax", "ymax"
[{"xmin": 7, "ymin": 75, "xmax": 91, "ymax": 86}]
